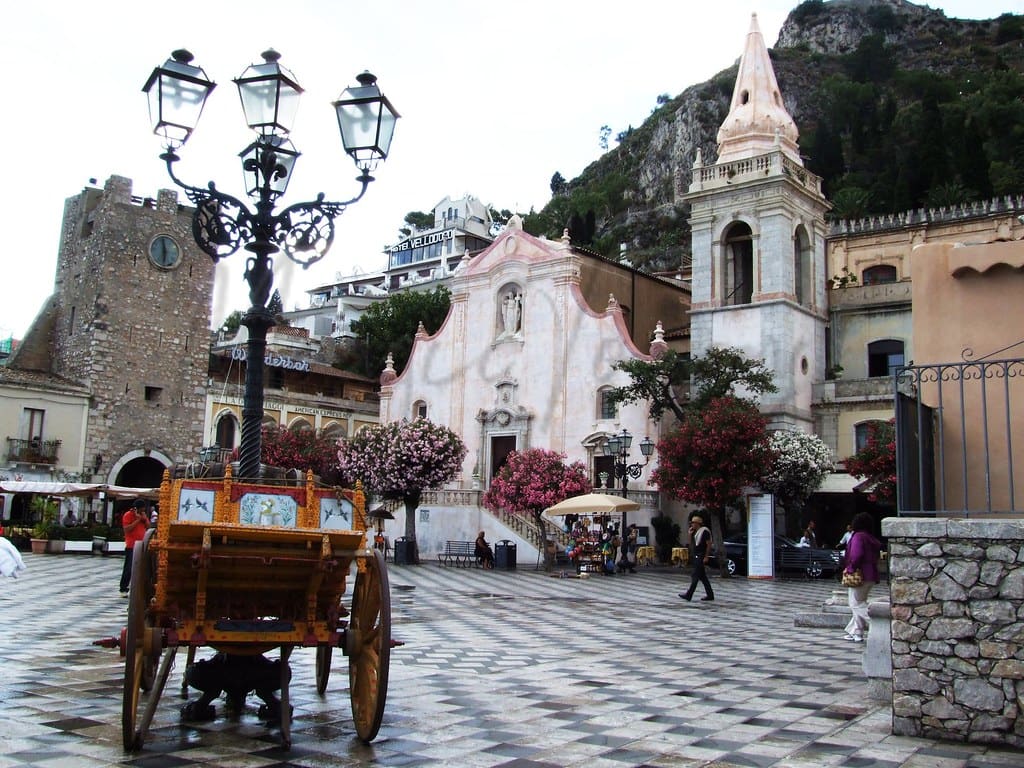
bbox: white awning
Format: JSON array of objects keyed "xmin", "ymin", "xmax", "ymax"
[
  {"xmin": 816, "ymin": 472, "xmax": 860, "ymax": 494},
  {"xmin": 0, "ymin": 481, "xmax": 159, "ymax": 499}
]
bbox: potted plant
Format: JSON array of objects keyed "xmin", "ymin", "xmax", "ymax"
[{"xmin": 29, "ymin": 496, "xmax": 62, "ymax": 554}]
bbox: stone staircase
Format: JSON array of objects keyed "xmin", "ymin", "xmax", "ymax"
[{"xmin": 488, "ymin": 508, "xmax": 571, "ymax": 558}]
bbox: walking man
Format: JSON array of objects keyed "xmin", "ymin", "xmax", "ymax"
[{"xmin": 680, "ymin": 514, "xmax": 714, "ymax": 602}]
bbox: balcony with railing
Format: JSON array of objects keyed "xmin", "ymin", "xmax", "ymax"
[{"xmin": 6, "ymin": 437, "xmax": 61, "ymax": 465}]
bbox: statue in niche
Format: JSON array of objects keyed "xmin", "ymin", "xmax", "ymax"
[{"xmin": 499, "ymin": 291, "xmax": 523, "ymax": 338}]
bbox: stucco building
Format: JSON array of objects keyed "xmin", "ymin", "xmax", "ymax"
[{"xmin": 379, "ymin": 219, "xmax": 689, "ymax": 552}]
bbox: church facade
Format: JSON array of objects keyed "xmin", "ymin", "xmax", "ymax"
[{"xmin": 379, "ymin": 222, "xmax": 689, "ymax": 548}]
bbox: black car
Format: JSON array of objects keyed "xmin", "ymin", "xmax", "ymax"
[{"xmin": 718, "ymin": 532, "xmax": 842, "ymax": 579}]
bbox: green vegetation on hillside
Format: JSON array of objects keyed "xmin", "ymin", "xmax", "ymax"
[{"xmin": 524, "ymin": 4, "xmax": 1024, "ymax": 273}]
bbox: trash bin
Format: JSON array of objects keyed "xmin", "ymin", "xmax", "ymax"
[
  {"xmin": 494, "ymin": 539, "xmax": 516, "ymax": 570},
  {"xmin": 394, "ymin": 536, "xmax": 416, "ymax": 565}
]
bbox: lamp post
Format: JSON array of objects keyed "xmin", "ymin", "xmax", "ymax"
[
  {"xmin": 143, "ymin": 49, "xmax": 398, "ymax": 479},
  {"xmin": 602, "ymin": 429, "xmax": 655, "ymax": 529}
]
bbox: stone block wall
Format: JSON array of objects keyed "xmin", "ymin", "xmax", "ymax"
[
  {"xmin": 883, "ymin": 517, "xmax": 1024, "ymax": 747},
  {"xmin": 52, "ymin": 175, "xmax": 214, "ymax": 476}
]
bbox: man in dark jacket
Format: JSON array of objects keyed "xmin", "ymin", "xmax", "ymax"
[{"xmin": 680, "ymin": 514, "xmax": 714, "ymax": 602}]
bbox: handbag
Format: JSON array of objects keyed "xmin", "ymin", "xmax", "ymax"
[{"xmin": 841, "ymin": 569, "xmax": 863, "ymax": 587}]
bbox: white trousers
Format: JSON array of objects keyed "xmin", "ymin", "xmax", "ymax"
[{"xmin": 844, "ymin": 581, "xmax": 875, "ymax": 637}]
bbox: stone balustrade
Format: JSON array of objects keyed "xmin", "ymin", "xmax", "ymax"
[{"xmin": 883, "ymin": 517, "xmax": 1024, "ymax": 747}]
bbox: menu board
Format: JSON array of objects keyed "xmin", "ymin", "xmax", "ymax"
[{"xmin": 747, "ymin": 493, "xmax": 775, "ymax": 579}]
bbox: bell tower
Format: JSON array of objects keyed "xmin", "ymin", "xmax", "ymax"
[{"xmin": 684, "ymin": 14, "xmax": 829, "ymax": 431}]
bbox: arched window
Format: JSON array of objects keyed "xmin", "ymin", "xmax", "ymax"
[
  {"xmin": 321, "ymin": 422, "xmax": 346, "ymax": 442},
  {"xmin": 868, "ymin": 339, "xmax": 905, "ymax": 377},
  {"xmin": 290, "ymin": 418, "xmax": 313, "ymax": 432},
  {"xmin": 597, "ymin": 387, "xmax": 618, "ymax": 420},
  {"xmin": 724, "ymin": 222, "xmax": 753, "ymax": 306},
  {"xmin": 855, "ymin": 420, "xmax": 888, "ymax": 452},
  {"xmin": 793, "ymin": 225, "xmax": 811, "ymax": 306},
  {"xmin": 412, "ymin": 400, "xmax": 427, "ymax": 419},
  {"xmin": 215, "ymin": 414, "xmax": 237, "ymax": 450},
  {"xmin": 863, "ymin": 264, "xmax": 897, "ymax": 285}
]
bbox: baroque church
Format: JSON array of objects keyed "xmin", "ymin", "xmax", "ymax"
[{"xmin": 380, "ymin": 14, "xmax": 830, "ymax": 552}]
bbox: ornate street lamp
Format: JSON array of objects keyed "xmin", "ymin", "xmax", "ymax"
[
  {"xmin": 143, "ymin": 49, "xmax": 399, "ymax": 479},
  {"xmin": 602, "ymin": 428, "xmax": 655, "ymax": 529}
]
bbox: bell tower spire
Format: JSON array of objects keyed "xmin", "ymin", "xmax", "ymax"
[
  {"xmin": 684, "ymin": 15, "xmax": 830, "ymax": 433},
  {"xmin": 716, "ymin": 13, "xmax": 801, "ymax": 166}
]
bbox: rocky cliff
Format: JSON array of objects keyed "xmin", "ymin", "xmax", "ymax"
[{"xmin": 529, "ymin": 0, "xmax": 1024, "ymax": 273}]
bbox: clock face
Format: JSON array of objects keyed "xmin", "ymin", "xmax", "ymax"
[{"xmin": 148, "ymin": 235, "xmax": 181, "ymax": 269}]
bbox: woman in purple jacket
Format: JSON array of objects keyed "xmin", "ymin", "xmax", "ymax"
[{"xmin": 843, "ymin": 512, "xmax": 882, "ymax": 643}]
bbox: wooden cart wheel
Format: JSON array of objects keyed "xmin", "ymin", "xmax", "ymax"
[
  {"xmin": 316, "ymin": 646, "xmax": 333, "ymax": 695},
  {"xmin": 348, "ymin": 549, "xmax": 391, "ymax": 742},
  {"xmin": 122, "ymin": 531, "xmax": 158, "ymax": 751}
]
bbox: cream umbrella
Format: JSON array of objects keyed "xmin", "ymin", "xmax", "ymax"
[{"xmin": 542, "ymin": 493, "xmax": 639, "ymax": 520}]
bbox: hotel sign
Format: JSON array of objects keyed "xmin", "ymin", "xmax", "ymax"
[
  {"xmin": 388, "ymin": 228, "xmax": 454, "ymax": 253},
  {"xmin": 230, "ymin": 347, "xmax": 310, "ymax": 372}
]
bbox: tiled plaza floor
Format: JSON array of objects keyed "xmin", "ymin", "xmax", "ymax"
[{"xmin": 1, "ymin": 552, "xmax": 1021, "ymax": 767}]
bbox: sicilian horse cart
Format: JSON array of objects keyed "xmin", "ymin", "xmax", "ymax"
[{"xmin": 103, "ymin": 467, "xmax": 392, "ymax": 751}]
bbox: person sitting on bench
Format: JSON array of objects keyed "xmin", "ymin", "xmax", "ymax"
[{"xmin": 475, "ymin": 531, "xmax": 495, "ymax": 569}]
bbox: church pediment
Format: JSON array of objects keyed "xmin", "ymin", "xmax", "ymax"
[{"xmin": 465, "ymin": 223, "xmax": 568, "ymax": 276}]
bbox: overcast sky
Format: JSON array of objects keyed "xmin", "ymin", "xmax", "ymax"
[{"xmin": 1, "ymin": 0, "xmax": 1019, "ymax": 339}]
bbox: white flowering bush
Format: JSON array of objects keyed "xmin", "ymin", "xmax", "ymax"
[{"xmin": 759, "ymin": 429, "xmax": 834, "ymax": 514}]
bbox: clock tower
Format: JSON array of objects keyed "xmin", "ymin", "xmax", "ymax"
[
  {"xmin": 684, "ymin": 14, "xmax": 829, "ymax": 432},
  {"xmin": 51, "ymin": 175, "xmax": 215, "ymax": 486}
]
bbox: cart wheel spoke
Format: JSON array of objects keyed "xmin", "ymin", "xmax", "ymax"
[
  {"xmin": 316, "ymin": 646, "xmax": 333, "ymax": 695},
  {"xmin": 122, "ymin": 531, "xmax": 158, "ymax": 752},
  {"xmin": 349, "ymin": 549, "xmax": 390, "ymax": 743}
]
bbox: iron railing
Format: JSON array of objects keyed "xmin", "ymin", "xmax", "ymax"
[
  {"xmin": 6, "ymin": 437, "xmax": 61, "ymax": 465},
  {"xmin": 895, "ymin": 356, "xmax": 1024, "ymax": 515}
]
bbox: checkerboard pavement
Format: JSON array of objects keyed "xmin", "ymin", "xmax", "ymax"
[{"xmin": 1, "ymin": 553, "xmax": 1021, "ymax": 767}]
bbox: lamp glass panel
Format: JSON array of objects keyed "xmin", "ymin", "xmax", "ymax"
[
  {"xmin": 606, "ymin": 436, "xmax": 622, "ymax": 456},
  {"xmin": 147, "ymin": 66, "xmax": 213, "ymax": 144},
  {"xmin": 619, "ymin": 431, "xmax": 633, "ymax": 452},
  {"xmin": 337, "ymin": 100, "xmax": 379, "ymax": 152},
  {"xmin": 236, "ymin": 61, "xmax": 302, "ymax": 136}
]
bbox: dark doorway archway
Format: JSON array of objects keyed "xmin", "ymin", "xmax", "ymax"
[{"xmin": 115, "ymin": 456, "xmax": 167, "ymax": 489}]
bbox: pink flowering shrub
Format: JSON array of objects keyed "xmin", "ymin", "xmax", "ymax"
[
  {"xmin": 337, "ymin": 419, "xmax": 466, "ymax": 547},
  {"xmin": 482, "ymin": 448, "xmax": 591, "ymax": 517}
]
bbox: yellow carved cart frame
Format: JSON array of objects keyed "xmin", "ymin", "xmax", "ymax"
[{"xmin": 118, "ymin": 468, "xmax": 390, "ymax": 752}]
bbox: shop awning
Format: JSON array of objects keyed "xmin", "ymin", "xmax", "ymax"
[
  {"xmin": 0, "ymin": 481, "xmax": 159, "ymax": 499},
  {"xmin": 815, "ymin": 472, "xmax": 861, "ymax": 494}
]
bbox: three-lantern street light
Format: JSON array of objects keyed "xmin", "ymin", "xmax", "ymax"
[
  {"xmin": 603, "ymin": 429, "xmax": 655, "ymax": 530},
  {"xmin": 143, "ymin": 49, "xmax": 399, "ymax": 479}
]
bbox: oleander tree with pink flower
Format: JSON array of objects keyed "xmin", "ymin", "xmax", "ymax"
[
  {"xmin": 337, "ymin": 418, "xmax": 466, "ymax": 562},
  {"xmin": 482, "ymin": 448, "xmax": 591, "ymax": 570}
]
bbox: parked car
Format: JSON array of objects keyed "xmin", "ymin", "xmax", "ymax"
[{"xmin": 718, "ymin": 532, "xmax": 842, "ymax": 579}]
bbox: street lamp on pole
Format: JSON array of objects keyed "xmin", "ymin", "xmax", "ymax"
[
  {"xmin": 602, "ymin": 429, "xmax": 655, "ymax": 529},
  {"xmin": 143, "ymin": 49, "xmax": 399, "ymax": 479}
]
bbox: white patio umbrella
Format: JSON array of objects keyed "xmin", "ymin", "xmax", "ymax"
[{"xmin": 541, "ymin": 493, "xmax": 639, "ymax": 520}]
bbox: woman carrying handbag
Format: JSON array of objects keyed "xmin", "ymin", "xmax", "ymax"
[{"xmin": 842, "ymin": 512, "xmax": 882, "ymax": 643}]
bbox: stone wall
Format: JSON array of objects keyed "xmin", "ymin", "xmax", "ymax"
[
  {"xmin": 51, "ymin": 175, "xmax": 215, "ymax": 478},
  {"xmin": 884, "ymin": 517, "xmax": 1024, "ymax": 747}
]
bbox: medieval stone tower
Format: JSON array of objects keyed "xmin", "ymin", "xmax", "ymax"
[
  {"xmin": 684, "ymin": 14, "xmax": 830, "ymax": 432},
  {"xmin": 51, "ymin": 175, "xmax": 214, "ymax": 486}
]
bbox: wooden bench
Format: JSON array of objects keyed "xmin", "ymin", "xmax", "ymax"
[{"xmin": 438, "ymin": 540, "xmax": 477, "ymax": 567}]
